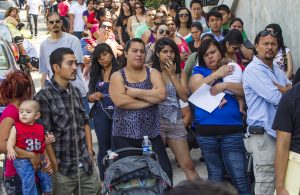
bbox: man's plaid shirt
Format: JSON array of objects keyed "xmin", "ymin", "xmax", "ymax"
[{"xmin": 35, "ymin": 78, "xmax": 92, "ymax": 178}]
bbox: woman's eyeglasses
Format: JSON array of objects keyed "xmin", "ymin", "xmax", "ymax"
[
  {"xmin": 100, "ymin": 24, "xmax": 113, "ymax": 31},
  {"xmin": 135, "ymin": 6, "xmax": 142, "ymax": 10},
  {"xmin": 158, "ymin": 29, "xmax": 170, "ymax": 35},
  {"xmin": 48, "ymin": 20, "xmax": 61, "ymax": 25},
  {"xmin": 178, "ymin": 13, "xmax": 189, "ymax": 17}
]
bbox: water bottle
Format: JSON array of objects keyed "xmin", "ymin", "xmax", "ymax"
[
  {"xmin": 142, "ymin": 136, "xmax": 157, "ymax": 160},
  {"xmin": 142, "ymin": 136, "xmax": 152, "ymax": 155}
]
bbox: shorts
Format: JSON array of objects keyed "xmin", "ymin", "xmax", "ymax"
[{"xmin": 160, "ymin": 118, "xmax": 187, "ymax": 141}]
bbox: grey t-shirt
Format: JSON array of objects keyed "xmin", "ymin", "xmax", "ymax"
[{"xmin": 39, "ymin": 32, "xmax": 87, "ymax": 96}]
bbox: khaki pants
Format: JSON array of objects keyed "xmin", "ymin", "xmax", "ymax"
[
  {"xmin": 52, "ymin": 165, "xmax": 101, "ymax": 195},
  {"xmin": 275, "ymin": 151, "xmax": 300, "ymax": 195},
  {"xmin": 244, "ymin": 133, "xmax": 276, "ymax": 195}
]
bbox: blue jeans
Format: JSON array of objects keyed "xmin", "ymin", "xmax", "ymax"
[
  {"xmin": 197, "ymin": 133, "xmax": 251, "ymax": 195},
  {"xmin": 93, "ymin": 109, "xmax": 112, "ymax": 180},
  {"xmin": 13, "ymin": 158, "xmax": 52, "ymax": 195}
]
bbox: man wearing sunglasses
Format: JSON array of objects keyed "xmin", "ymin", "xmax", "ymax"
[
  {"xmin": 39, "ymin": 12, "xmax": 89, "ymax": 114},
  {"xmin": 135, "ymin": 8, "xmax": 156, "ymax": 39},
  {"xmin": 243, "ymin": 30, "xmax": 291, "ymax": 195}
]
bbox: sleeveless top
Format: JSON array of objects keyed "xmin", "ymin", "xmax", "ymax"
[
  {"xmin": 159, "ymin": 82, "xmax": 182, "ymax": 124},
  {"xmin": 94, "ymin": 81, "xmax": 114, "ymax": 115},
  {"xmin": 112, "ymin": 67, "xmax": 160, "ymax": 139},
  {"xmin": 131, "ymin": 15, "xmax": 145, "ymax": 37}
]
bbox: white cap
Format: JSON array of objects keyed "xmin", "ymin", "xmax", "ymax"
[{"xmin": 144, "ymin": 136, "xmax": 148, "ymax": 139}]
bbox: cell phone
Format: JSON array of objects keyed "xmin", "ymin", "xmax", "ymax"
[{"xmin": 248, "ymin": 126, "xmax": 265, "ymax": 134}]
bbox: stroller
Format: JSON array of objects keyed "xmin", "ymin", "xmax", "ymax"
[{"xmin": 102, "ymin": 147, "xmax": 172, "ymax": 195}]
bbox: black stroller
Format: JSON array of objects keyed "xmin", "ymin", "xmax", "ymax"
[{"xmin": 102, "ymin": 147, "xmax": 172, "ymax": 195}]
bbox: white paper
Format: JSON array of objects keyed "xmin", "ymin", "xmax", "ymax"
[{"xmin": 188, "ymin": 83, "xmax": 225, "ymax": 113}]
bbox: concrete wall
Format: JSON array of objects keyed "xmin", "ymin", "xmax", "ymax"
[{"xmin": 234, "ymin": 0, "xmax": 300, "ymax": 71}]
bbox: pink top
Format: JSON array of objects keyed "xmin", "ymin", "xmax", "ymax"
[
  {"xmin": 58, "ymin": 2, "xmax": 70, "ymax": 17},
  {"xmin": 0, "ymin": 104, "xmax": 19, "ymax": 177},
  {"xmin": 177, "ymin": 37, "xmax": 190, "ymax": 69}
]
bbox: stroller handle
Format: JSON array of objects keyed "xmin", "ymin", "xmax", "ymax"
[{"xmin": 102, "ymin": 147, "xmax": 143, "ymax": 166}]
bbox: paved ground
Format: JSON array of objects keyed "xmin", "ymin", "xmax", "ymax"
[{"xmin": 1, "ymin": 9, "xmax": 208, "ymax": 194}]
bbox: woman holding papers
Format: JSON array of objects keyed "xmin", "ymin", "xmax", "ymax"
[
  {"xmin": 152, "ymin": 37, "xmax": 199, "ymax": 180},
  {"xmin": 189, "ymin": 39, "xmax": 251, "ymax": 195}
]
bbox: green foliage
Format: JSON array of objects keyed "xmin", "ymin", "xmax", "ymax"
[{"xmin": 143, "ymin": 0, "xmax": 168, "ymax": 9}]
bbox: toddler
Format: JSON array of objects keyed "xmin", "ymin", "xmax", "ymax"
[
  {"xmin": 218, "ymin": 58, "xmax": 245, "ymax": 114},
  {"xmin": 7, "ymin": 100, "xmax": 53, "ymax": 195}
]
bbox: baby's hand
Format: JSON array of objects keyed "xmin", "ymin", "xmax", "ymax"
[
  {"xmin": 45, "ymin": 132, "xmax": 55, "ymax": 145},
  {"xmin": 7, "ymin": 148, "xmax": 17, "ymax": 161}
]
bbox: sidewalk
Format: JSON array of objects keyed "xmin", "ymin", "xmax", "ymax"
[{"xmin": 0, "ymin": 10, "xmax": 208, "ymax": 194}]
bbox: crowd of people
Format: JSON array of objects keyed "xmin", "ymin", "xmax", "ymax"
[{"xmin": 1, "ymin": 0, "xmax": 300, "ymax": 195}]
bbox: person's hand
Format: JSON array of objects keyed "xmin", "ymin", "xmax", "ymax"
[
  {"xmin": 88, "ymin": 148, "xmax": 95, "ymax": 162},
  {"xmin": 45, "ymin": 132, "xmax": 55, "ymax": 145},
  {"xmin": 276, "ymin": 187, "xmax": 289, "ymax": 195},
  {"xmin": 41, "ymin": 155, "xmax": 53, "ymax": 174},
  {"xmin": 218, "ymin": 97, "xmax": 227, "ymax": 108},
  {"xmin": 210, "ymin": 83, "xmax": 227, "ymax": 95},
  {"xmin": 29, "ymin": 153, "xmax": 41, "ymax": 172},
  {"xmin": 91, "ymin": 92, "xmax": 103, "ymax": 101},
  {"xmin": 273, "ymin": 82, "xmax": 292, "ymax": 94},
  {"xmin": 7, "ymin": 148, "xmax": 17, "ymax": 161},
  {"xmin": 180, "ymin": 52, "xmax": 188, "ymax": 61},
  {"xmin": 83, "ymin": 55, "xmax": 91, "ymax": 65},
  {"xmin": 120, "ymin": 41, "xmax": 125, "ymax": 48},
  {"xmin": 117, "ymin": 44, "xmax": 123, "ymax": 50},
  {"xmin": 125, "ymin": 86, "xmax": 138, "ymax": 98},
  {"xmin": 163, "ymin": 59, "xmax": 176, "ymax": 77},
  {"xmin": 214, "ymin": 64, "xmax": 234, "ymax": 79}
]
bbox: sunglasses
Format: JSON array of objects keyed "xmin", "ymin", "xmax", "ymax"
[
  {"xmin": 178, "ymin": 13, "xmax": 189, "ymax": 17},
  {"xmin": 100, "ymin": 24, "xmax": 112, "ymax": 30},
  {"xmin": 48, "ymin": 19, "xmax": 61, "ymax": 24},
  {"xmin": 258, "ymin": 30, "xmax": 278, "ymax": 37},
  {"xmin": 158, "ymin": 29, "xmax": 170, "ymax": 35},
  {"xmin": 135, "ymin": 6, "xmax": 142, "ymax": 9},
  {"xmin": 154, "ymin": 22, "xmax": 160, "ymax": 26}
]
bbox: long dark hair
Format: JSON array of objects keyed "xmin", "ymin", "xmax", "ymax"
[
  {"xmin": 175, "ymin": 7, "xmax": 192, "ymax": 29},
  {"xmin": 119, "ymin": 0, "xmax": 132, "ymax": 17},
  {"xmin": 221, "ymin": 29, "xmax": 243, "ymax": 52},
  {"xmin": 152, "ymin": 37, "xmax": 181, "ymax": 74},
  {"xmin": 198, "ymin": 39, "xmax": 224, "ymax": 67},
  {"xmin": 265, "ymin": 23, "xmax": 287, "ymax": 70},
  {"xmin": 89, "ymin": 43, "xmax": 120, "ymax": 91}
]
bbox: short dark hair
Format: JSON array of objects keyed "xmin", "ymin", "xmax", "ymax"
[
  {"xmin": 217, "ymin": 4, "xmax": 230, "ymax": 14},
  {"xmin": 49, "ymin": 47, "xmax": 74, "ymax": 74},
  {"xmin": 46, "ymin": 11, "xmax": 61, "ymax": 22},
  {"xmin": 175, "ymin": 7, "xmax": 192, "ymax": 29},
  {"xmin": 191, "ymin": 22, "xmax": 203, "ymax": 32},
  {"xmin": 169, "ymin": 2, "xmax": 180, "ymax": 12},
  {"xmin": 190, "ymin": 0, "xmax": 203, "ymax": 8},
  {"xmin": 206, "ymin": 10, "xmax": 222, "ymax": 21},
  {"xmin": 152, "ymin": 37, "xmax": 181, "ymax": 74},
  {"xmin": 198, "ymin": 39, "xmax": 224, "ymax": 67}
]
